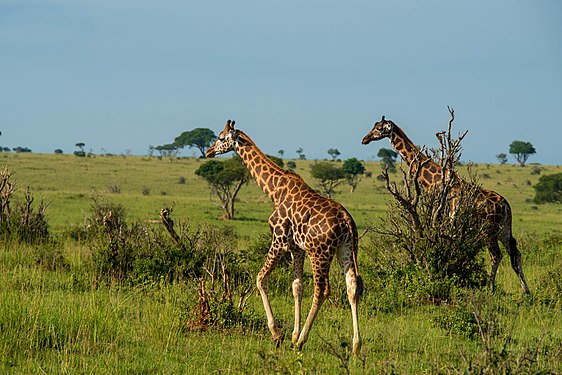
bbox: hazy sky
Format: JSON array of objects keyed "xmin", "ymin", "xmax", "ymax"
[{"xmin": 1, "ymin": 1, "xmax": 561, "ymax": 164}]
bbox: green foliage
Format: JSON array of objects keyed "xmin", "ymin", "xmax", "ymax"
[
  {"xmin": 310, "ymin": 161, "xmax": 345, "ymax": 198},
  {"xmin": 342, "ymin": 157, "xmax": 365, "ymax": 175},
  {"xmin": 327, "ymin": 148, "xmax": 341, "ymax": 161},
  {"xmin": 509, "ymin": 140, "xmax": 536, "ymax": 166},
  {"xmin": 496, "ymin": 152, "xmax": 508, "ymax": 164},
  {"xmin": 377, "ymin": 147, "xmax": 398, "ymax": 172},
  {"xmin": 174, "ymin": 128, "xmax": 216, "ymax": 157},
  {"xmin": 154, "ymin": 143, "xmax": 179, "ymax": 158},
  {"xmin": 367, "ymin": 180, "xmax": 488, "ymax": 303},
  {"xmin": 195, "ymin": 156, "xmax": 250, "ymax": 220},
  {"xmin": 533, "ymin": 172, "xmax": 562, "ymax": 204},
  {"xmin": 342, "ymin": 157, "xmax": 365, "ymax": 193}
]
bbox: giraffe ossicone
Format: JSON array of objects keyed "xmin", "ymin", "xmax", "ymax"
[
  {"xmin": 207, "ymin": 119, "xmax": 364, "ymax": 354},
  {"xmin": 362, "ymin": 115, "xmax": 530, "ymax": 294}
]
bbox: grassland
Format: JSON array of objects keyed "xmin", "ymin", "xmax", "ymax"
[
  {"xmin": 1, "ymin": 152, "xmax": 561, "ymax": 374},
  {"xmin": 2, "ymin": 152, "xmax": 560, "ymax": 236}
]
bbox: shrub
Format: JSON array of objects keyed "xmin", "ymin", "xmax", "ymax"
[
  {"xmin": 0, "ymin": 168, "xmax": 49, "ymax": 243},
  {"xmin": 533, "ymin": 172, "xmax": 562, "ymax": 204},
  {"xmin": 365, "ymin": 110, "xmax": 488, "ymax": 303}
]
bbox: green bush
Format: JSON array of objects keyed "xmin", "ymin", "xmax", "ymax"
[{"xmin": 533, "ymin": 172, "xmax": 562, "ymax": 204}]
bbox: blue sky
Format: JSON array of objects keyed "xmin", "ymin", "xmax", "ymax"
[{"xmin": 1, "ymin": 1, "xmax": 561, "ymax": 164}]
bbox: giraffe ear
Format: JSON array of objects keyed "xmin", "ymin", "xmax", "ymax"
[{"xmin": 226, "ymin": 119, "xmax": 235, "ymax": 131}]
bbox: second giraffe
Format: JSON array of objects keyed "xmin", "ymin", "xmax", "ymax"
[{"xmin": 362, "ymin": 116, "xmax": 530, "ymax": 294}]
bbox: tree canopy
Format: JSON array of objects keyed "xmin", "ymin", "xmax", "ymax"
[
  {"xmin": 195, "ymin": 156, "xmax": 250, "ymax": 220},
  {"xmin": 310, "ymin": 162, "xmax": 345, "ymax": 198},
  {"xmin": 377, "ymin": 147, "xmax": 398, "ymax": 172},
  {"xmin": 327, "ymin": 148, "xmax": 341, "ymax": 161},
  {"xmin": 509, "ymin": 140, "xmax": 536, "ymax": 166},
  {"xmin": 342, "ymin": 157, "xmax": 366, "ymax": 193},
  {"xmin": 174, "ymin": 128, "xmax": 216, "ymax": 157},
  {"xmin": 496, "ymin": 153, "xmax": 508, "ymax": 165}
]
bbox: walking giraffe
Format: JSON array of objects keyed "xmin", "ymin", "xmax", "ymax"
[
  {"xmin": 206, "ymin": 120, "xmax": 363, "ymax": 354},
  {"xmin": 362, "ymin": 116, "xmax": 530, "ymax": 294}
]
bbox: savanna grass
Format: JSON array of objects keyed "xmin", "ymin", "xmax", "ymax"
[{"xmin": 0, "ymin": 153, "xmax": 560, "ymax": 373}]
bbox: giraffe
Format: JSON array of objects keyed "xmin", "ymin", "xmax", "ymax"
[
  {"xmin": 362, "ymin": 116, "xmax": 530, "ymax": 294},
  {"xmin": 206, "ymin": 120, "xmax": 363, "ymax": 354}
]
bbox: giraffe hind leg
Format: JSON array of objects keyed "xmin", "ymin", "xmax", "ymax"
[
  {"xmin": 337, "ymin": 244, "xmax": 362, "ymax": 355},
  {"xmin": 295, "ymin": 266, "xmax": 330, "ymax": 351},
  {"xmin": 501, "ymin": 234, "xmax": 531, "ymax": 294},
  {"xmin": 291, "ymin": 249, "xmax": 305, "ymax": 346},
  {"xmin": 488, "ymin": 238, "xmax": 503, "ymax": 291}
]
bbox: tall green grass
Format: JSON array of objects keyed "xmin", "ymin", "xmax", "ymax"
[{"xmin": 0, "ymin": 153, "xmax": 560, "ymax": 373}]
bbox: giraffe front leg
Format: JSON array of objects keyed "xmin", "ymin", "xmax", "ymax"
[
  {"xmin": 291, "ymin": 249, "xmax": 305, "ymax": 346},
  {"xmin": 256, "ymin": 244, "xmax": 284, "ymax": 346}
]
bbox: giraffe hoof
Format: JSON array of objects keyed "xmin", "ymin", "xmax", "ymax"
[
  {"xmin": 352, "ymin": 342, "xmax": 362, "ymax": 356},
  {"xmin": 272, "ymin": 331, "xmax": 285, "ymax": 348}
]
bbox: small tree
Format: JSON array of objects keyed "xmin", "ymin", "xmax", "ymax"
[
  {"xmin": 327, "ymin": 148, "xmax": 341, "ymax": 161},
  {"xmin": 533, "ymin": 173, "xmax": 562, "ymax": 204},
  {"xmin": 509, "ymin": 140, "xmax": 536, "ymax": 166},
  {"xmin": 377, "ymin": 148, "xmax": 398, "ymax": 172},
  {"xmin": 174, "ymin": 128, "xmax": 216, "ymax": 158},
  {"xmin": 310, "ymin": 162, "xmax": 345, "ymax": 198},
  {"xmin": 286, "ymin": 161, "xmax": 297, "ymax": 172},
  {"xmin": 195, "ymin": 156, "xmax": 250, "ymax": 220},
  {"xmin": 342, "ymin": 157, "xmax": 365, "ymax": 193},
  {"xmin": 296, "ymin": 147, "xmax": 306, "ymax": 160},
  {"xmin": 496, "ymin": 153, "xmax": 508, "ymax": 165},
  {"xmin": 278, "ymin": 149, "xmax": 285, "ymax": 159},
  {"xmin": 74, "ymin": 143, "xmax": 86, "ymax": 157},
  {"xmin": 155, "ymin": 144, "xmax": 179, "ymax": 159}
]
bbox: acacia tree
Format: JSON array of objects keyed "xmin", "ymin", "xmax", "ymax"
[
  {"xmin": 496, "ymin": 153, "xmax": 508, "ymax": 165},
  {"xmin": 155, "ymin": 144, "xmax": 179, "ymax": 159},
  {"xmin": 174, "ymin": 128, "xmax": 216, "ymax": 157},
  {"xmin": 509, "ymin": 140, "xmax": 536, "ymax": 166},
  {"xmin": 310, "ymin": 161, "xmax": 345, "ymax": 198},
  {"xmin": 195, "ymin": 156, "xmax": 250, "ymax": 220},
  {"xmin": 327, "ymin": 148, "xmax": 341, "ymax": 161},
  {"xmin": 377, "ymin": 148, "xmax": 398, "ymax": 172},
  {"xmin": 74, "ymin": 143, "xmax": 86, "ymax": 157},
  {"xmin": 342, "ymin": 157, "xmax": 365, "ymax": 193}
]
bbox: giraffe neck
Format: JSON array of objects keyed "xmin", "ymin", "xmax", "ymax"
[
  {"xmin": 389, "ymin": 125, "xmax": 445, "ymax": 188},
  {"xmin": 389, "ymin": 125, "xmax": 428, "ymax": 166},
  {"xmin": 235, "ymin": 131, "xmax": 287, "ymax": 201}
]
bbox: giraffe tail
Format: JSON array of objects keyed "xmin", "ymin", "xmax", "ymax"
[{"xmin": 355, "ymin": 273, "xmax": 364, "ymax": 301}]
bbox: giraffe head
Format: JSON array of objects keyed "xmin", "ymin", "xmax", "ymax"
[
  {"xmin": 361, "ymin": 115, "xmax": 395, "ymax": 145},
  {"xmin": 206, "ymin": 119, "xmax": 240, "ymax": 158}
]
